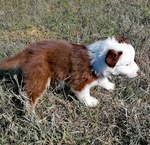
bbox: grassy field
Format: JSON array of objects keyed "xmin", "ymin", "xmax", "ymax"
[{"xmin": 0, "ymin": 0, "xmax": 149, "ymax": 144}]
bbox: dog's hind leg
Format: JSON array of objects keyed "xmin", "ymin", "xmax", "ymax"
[
  {"xmin": 25, "ymin": 77, "xmax": 50, "ymax": 107},
  {"xmin": 22, "ymin": 61, "xmax": 51, "ymax": 107}
]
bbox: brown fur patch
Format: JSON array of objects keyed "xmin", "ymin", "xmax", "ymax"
[
  {"xmin": 105, "ymin": 49, "xmax": 122, "ymax": 68},
  {"xmin": 115, "ymin": 36, "xmax": 129, "ymax": 44},
  {"xmin": 0, "ymin": 40, "xmax": 98, "ymax": 106}
]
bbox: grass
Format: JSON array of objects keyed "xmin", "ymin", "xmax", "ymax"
[{"xmin": 0, "ymin": 0, "xmax": 149, "ymax": 144}]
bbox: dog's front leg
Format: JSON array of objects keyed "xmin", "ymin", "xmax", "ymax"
[
  {"xmin": 98, "ymin": 77, "xmax": 115, "ymax": 90},
  {"xmin": 72, "ymin": 85, "xmax": 98, "ymax": 107}
]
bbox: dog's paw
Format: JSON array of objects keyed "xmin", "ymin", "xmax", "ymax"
[
  {"xmin": 84, "ymin": 96, "xmax": 98, "ymax": 107},
  {"xmin": 105, "ymin": 82, "xmax": 115, "ymax": 90},
  {"xmin": 98, "ymin": 78, "xmax": 115, "ymax": 91}
]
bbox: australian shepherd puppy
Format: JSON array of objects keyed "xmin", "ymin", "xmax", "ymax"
[{"xmin": 0, "ymin": 36, "xmax": 140, "ymax": 107}]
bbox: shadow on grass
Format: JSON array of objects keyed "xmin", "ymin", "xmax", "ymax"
[
  {"xmin": 0, "ymin": 68, "xmax": 76, "ymax": 115},
  {"xmin": 0, "ymin": 68, "xmax": 26, "ymax": 115}
]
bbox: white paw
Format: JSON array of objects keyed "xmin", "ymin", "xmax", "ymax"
[
  {"xmin": 105, "ymin": 82, "xmax": 115, "ymax": 90},
  {"xmin": 98, "ymin": 78, "xmax": 115, "ymax": 91},
  {"xmin": 84, "ymin": 96, "xmax": 98, "ymax": 107}
]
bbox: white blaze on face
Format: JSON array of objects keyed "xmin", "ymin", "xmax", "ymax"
[{"xmin": 112, "ymin": 44, "xmax": 140, "ymax": 78}]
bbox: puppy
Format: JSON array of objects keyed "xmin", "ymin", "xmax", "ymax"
[{"xmin": 0, "ymin": 36, "xmax": 140, "ymax": 107}]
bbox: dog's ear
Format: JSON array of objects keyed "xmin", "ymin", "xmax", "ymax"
[
  {"xmin": 115, "ymin": 36, "xmax": 129, "ymax": 44},
  {"xmin": 105, "ymin": 49, "xmax": 122, "ymax": 68}
]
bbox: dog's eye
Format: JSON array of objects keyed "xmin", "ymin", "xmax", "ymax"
[{"xmin": 125, "ymin": 64, "xmax": 129, "ymax": 66}]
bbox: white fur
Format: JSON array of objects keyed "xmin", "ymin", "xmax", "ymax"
[
  {"xmin": 87, "ymin": 37, "xmax": 140, "ymax": 78},
  {"xmin": 46, "ymin": 77, "xmax": 51, "ymax": 89},
  {"xmin": 98, "ymin": 77, "xmax": 115, "ymax": 90},
  {"xmin": 75, "ymin": 37, "xmax": 140, "ymax": 107},
  {"xmin": 72, "ymin": 80, "xmax": 99, "ymax": 107}
]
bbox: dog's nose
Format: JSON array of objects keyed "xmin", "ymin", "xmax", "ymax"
[{"xmin": 137, "ymin": 70, "xmax": 141, "ymax": 75}]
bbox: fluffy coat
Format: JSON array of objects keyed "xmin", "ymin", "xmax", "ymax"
[{"xmin": 0, "ymin": 36, "xmax": 140, "ymax": 107}]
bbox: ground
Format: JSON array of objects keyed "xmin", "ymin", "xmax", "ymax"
[{"xmin": 0, "ymin": 0, "xmax": 149, "ymax": 144}]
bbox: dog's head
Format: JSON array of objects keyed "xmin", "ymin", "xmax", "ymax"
[{"xmin": 105, "ymin": 36, "xmax": 140, "ymax": 78}]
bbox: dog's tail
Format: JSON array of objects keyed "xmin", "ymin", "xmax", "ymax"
[{"xmin": 0, "ymin": 51, "xmax": 27, "ymax": 70}]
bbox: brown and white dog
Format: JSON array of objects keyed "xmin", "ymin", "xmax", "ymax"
[{"xmin": 0, "ymin": 36, "xmax": 140, "ymax": 107}]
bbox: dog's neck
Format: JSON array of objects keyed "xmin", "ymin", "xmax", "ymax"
[{"xmin": 86, "ymin": 38, "xmax": 113, "ymax": 77}]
